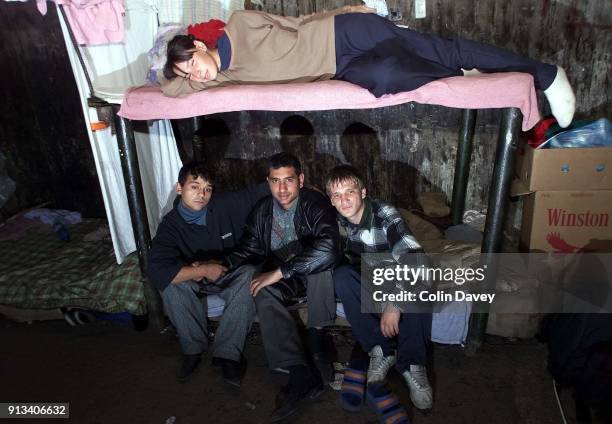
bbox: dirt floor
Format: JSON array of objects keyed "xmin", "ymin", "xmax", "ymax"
[{"xmin": 1, "ymin": 316, "xmax": 576, "ymax": 424}]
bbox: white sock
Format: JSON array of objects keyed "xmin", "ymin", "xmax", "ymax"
[
  {"xmin": 461, "ymin": 68, "xmax": 482, "ymax": 77},
  {"xmin": 362, "ymin": 0, "xmax": 389, "ymax": 17},
  {"xmin": 544, "ymin": 66, "xmax": 575, "ymax": 128}
]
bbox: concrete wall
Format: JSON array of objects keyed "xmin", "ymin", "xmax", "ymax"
[
  {"xmin": 1, "ymin": 0, "xmax": 609, "ymax": 220},
  {"xmin": 191, "ymin": 0, "xmax": 609, "ymax": 215},
  {"xmin": 0, "ymin": 3, "xmax": 103, "ymax": 220}
]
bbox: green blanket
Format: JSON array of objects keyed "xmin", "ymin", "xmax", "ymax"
[{"xmin": 0, "ymin": 219, "xmax": 146, "ymax": 314}]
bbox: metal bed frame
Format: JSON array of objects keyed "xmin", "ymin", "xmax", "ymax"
[{"xmin": 109, "ymin": 103, "xmax": 522, "ymax": 353}]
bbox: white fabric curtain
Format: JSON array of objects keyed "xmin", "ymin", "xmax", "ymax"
[
  {"xmin": 57, "ymin": 0, "xmax": 243, "ymax": 263},
  {"xmin": 57, "ymin": 0, "xmax": 182, "ymax": 263},
  {"xmin": 157, "ymin": 0, "xmax": 242, "ymax": 24}
]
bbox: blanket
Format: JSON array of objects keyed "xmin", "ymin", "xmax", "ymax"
[
  {"xmin": 118, "ymin": 73, "xmax": 540, "ymax": 131},
  {"xmin": 0, "ymin": 219, "xmax": 146, "ymax": 314}
]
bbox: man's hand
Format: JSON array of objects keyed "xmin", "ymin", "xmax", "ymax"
[
  {"xmin": 171, "ymin": 261, "xmax": 227, "ymax": 284},
  {"xmin": 250, "ymin": 268, "xmax": 283, "ymax": 297},
  {"xmin": 200, "ymin": 263, "xmax": 228, "ymax": 282},
  {"xmin": 380, "ymin": 308, "xmax": 400, "ymax": 338}
]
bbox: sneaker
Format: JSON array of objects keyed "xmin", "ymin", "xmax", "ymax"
[
  {"xmin": 177, "ymin": 354, "xmax": 201, "ymax": 383},
  {"xmin": 60, "ymin": 307, "xmax": 77, "ymax": 327},
  {"xmin": 73, "ymin": 309, "xmax": 95, "ymax": 325},
  {"xmin": 367, "ymin": 345, "xmax": 396, "ymax": 384},
  {"xmin": 402, "ymin": 365, "xmax": 433, "ymax": 410}
]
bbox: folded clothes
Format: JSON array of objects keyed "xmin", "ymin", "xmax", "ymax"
[{"xmin": 24, "ymin": 208, "xmax": 82, "ymax": 226}]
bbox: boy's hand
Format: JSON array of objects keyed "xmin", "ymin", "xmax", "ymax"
[
  {"xmin": 250, "ymin": 268, "xmax": 283, "ymax": 297},
  {"xmin": 380, "ymin": 309, "xmax": 400, "ymax": 338}
]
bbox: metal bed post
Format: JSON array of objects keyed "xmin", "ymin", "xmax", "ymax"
[
  {"xmin": 451, "ymin": 109, "xmax": 477, "ymax": 225},
  {"xmin": 191, "ymin": 116, "xmax": 206, "ymax": 162},
  {"xmin": 465, "ymin": 107, "xmax": 522, "ymax": 354},
  {"xmin": 111, "ymin": 105, "xmax": 164, "ymax": 326}
]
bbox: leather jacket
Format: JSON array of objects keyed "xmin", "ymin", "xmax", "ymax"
[{"xmin": 228, "ymin": 188, "xmax": 341, "ymax": 278}]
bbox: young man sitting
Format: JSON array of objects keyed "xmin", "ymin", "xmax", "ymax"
[
  {"xmin": 325, "ymin": 165, "xmax": 433, "ymax": 415},
  {"xmin": 147, "ymin": 162, "xmax": 268, "ymax": 385},
  {"xmin": 228, "ymin": 153, "xmax": 341, "ymax": 421}
]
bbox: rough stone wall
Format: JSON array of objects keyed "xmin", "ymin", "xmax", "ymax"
[
  {"xmin": 192, "ymin": 0, "xmax": 609, "ymax": 218},
  {"xmin": 1, "ymin": 0, "xmax": 609, "ymax": 221},
  {"xmin": 253, "ymin": 0, "xmax": 610, "ymax": 118},
  {"xmin": 186, "ymin": 106, "xmax": 499, "ymax": 212},
  {"xmin": 0, "ymin": 3, "xmax": 103, "ymax": 220}
]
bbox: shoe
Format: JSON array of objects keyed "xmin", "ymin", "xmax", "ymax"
[
  {"xmin": 274, "ymin": 373, "xmax": 325, "ymax": 407},
  {"xmin": 61, "ymin": 307, "xmax": 95, "ymax": 326},
  {"xmin": 402, "ymin": 364, "xmax": 433, "ymax": 410},
  {"xmin": 312, "ymin": 353, "xmax": 334, "ymax": 383},
  {"xmin": 271, "ymin": 370, "xmax": 324, "ymax": 422},
  {"xmin": 60, "ymin": 307, "xmax": 77, "ymax": 326},
  {"xmin": 367, "ymin": 345, "xmax": 396, "ymax": 385},
  {"xmin": 543, "ymin": 66, "xmax": 575, "ymax": 128},
  {"xmin": 212, "ymin": 357, "xmax": 243, "ymax": 387},
  {"xmin": 73, "ymin": 309, "xmax": 95, "ymax": 325},
  {"xmin": 177, "ymin": 354, "xmax": 201, "ymax": 383}
]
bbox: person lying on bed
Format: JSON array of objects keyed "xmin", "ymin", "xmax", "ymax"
[
  {"xmin": 325, "ymin": 165, "xmax": 432, "ymax": 419},
  {"xmin": 147, "ymin": 162, "xmax": 269, "ymax": 385},
  {"xmin": 160, "ymin": 4, "xmax": 575, "ymax": 127}
]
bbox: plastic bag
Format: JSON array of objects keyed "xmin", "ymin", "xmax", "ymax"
[{"xmin": 540, "ymin": 118, "xmax": 612, "ymax": 149}]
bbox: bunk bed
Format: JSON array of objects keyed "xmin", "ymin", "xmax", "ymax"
[{"xmin": 107, "ymin": 72, "xmax": 538, "ymax": 352}]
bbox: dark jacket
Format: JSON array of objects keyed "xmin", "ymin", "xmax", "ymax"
[
  {"xmin": 229, "ymin": 188, "xmax": 341, "ymax": 279},
  {"xmin": 147, "ymin": 183, "xmax": 269, "ymax": 291}
]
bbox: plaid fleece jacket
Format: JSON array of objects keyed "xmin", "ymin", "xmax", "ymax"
[
  {"xmin": 337, "ymin": 198, "xmax": 425, "ymax": 264},
  {"xmin": 338, "ymin": 198, "xmax": 430, "ymax": 311}
]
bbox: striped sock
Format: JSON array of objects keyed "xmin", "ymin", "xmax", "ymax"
[
  {"xmin": 341, "ymin": 368, "xmax": 367, "ymax": 411},
  {"xmin": 367, "ymin": 383, "xmax": 410, "ymax": 424}
]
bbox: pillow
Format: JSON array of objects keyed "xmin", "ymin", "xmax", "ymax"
[{"xmin": 147, "ymin": 24, "xmax": 186, "ymax": 85}]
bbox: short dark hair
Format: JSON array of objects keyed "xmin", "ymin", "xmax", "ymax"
[
  {"xmin": 325, "ymin": 165, "xmax": 365, "ymax": 195},
  {"xmin": 267, "ymin": 152, "xmax": 302, "ymax": 176},
  {"xmin": 178, "ymin": 162, "xmax": 214, "ymax": 186},
  {"xmin": 163, "ymin": 34, "xmax": 197, "ymax": 80}
]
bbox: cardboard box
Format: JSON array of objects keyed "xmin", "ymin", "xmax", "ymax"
[
  {"xmin": 519, "ymin": 190, "xmax": 612, "ymax": 252},
  {"xmin": 515, "ymin": 144, "xmax": 612, "ymax": 191}
]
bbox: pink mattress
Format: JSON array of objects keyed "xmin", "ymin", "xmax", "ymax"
[{"xmin": 118, "ymin": 73, "xmax": 540, "ymax": 131}]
